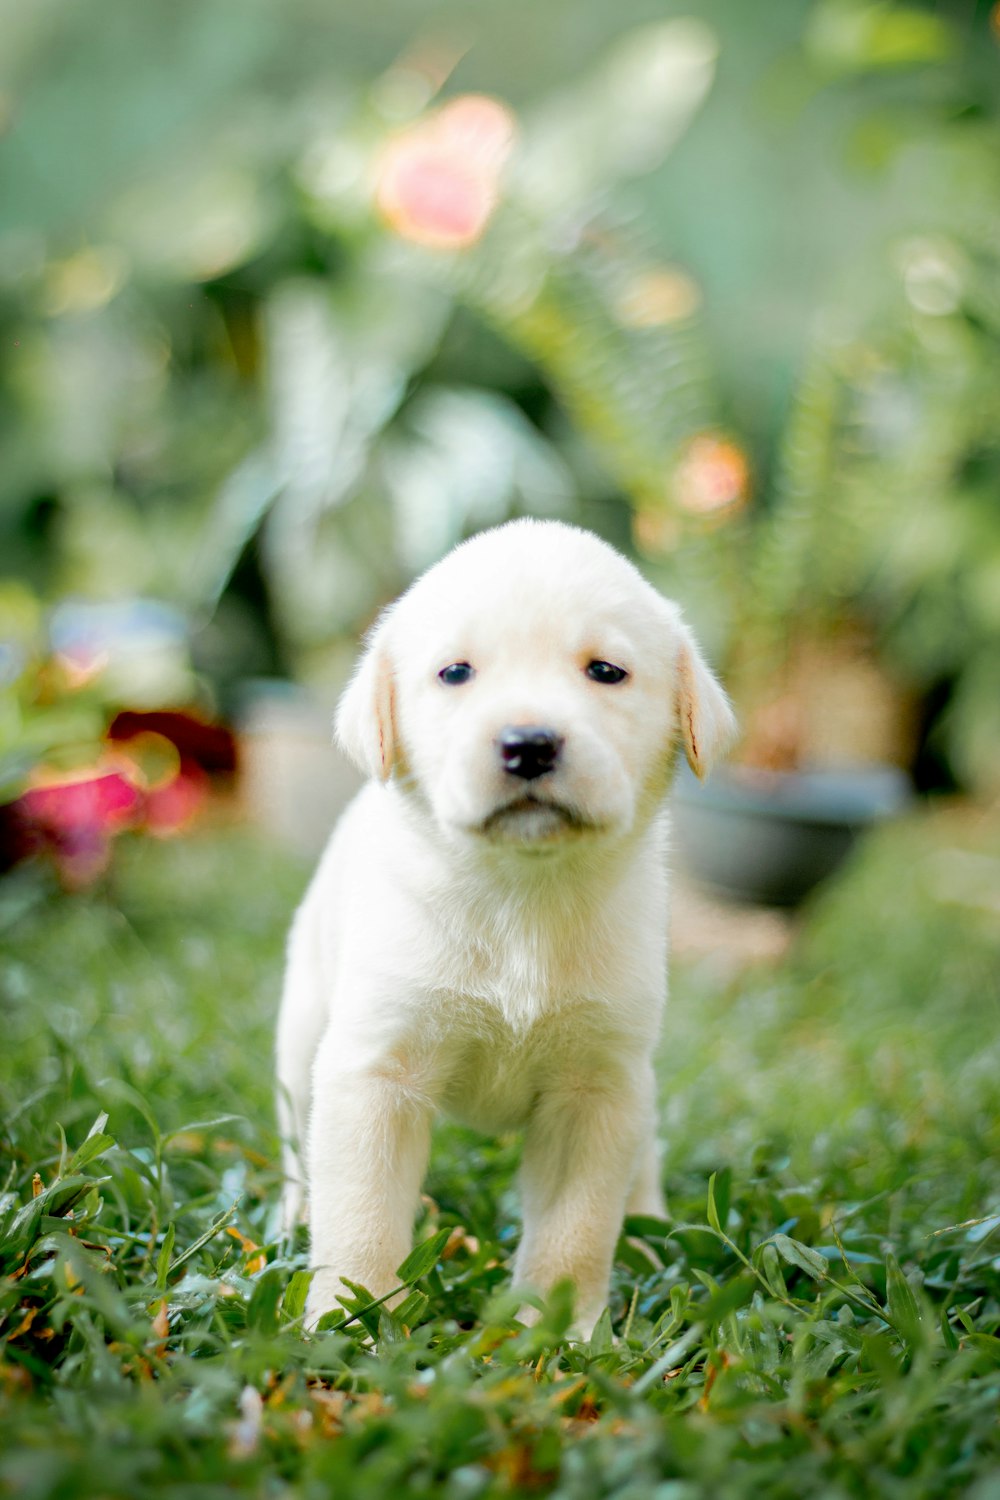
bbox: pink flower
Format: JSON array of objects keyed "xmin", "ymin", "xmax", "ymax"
[
  {"xmin": 109, "ymin": 724, "xmax": 213, "ymax": 838},
  {"xmin": 673, "ymin": 434, "xmax": 750, "ymax": 516},
  {"xmin": 17, "ymin": 765, "xmax": 142, "ymax": 888},
  {"xmin": 375, "ymin": 94, "xmax": 516, "ymax": 249},
  {"xmin": 143, "ymin": 763, "xmax": 208, "ymax": 836}
]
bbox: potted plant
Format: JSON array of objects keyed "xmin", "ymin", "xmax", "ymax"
[{"xmin": 669, "ymin": 226, "xmax": 1000, "ymax": 903}]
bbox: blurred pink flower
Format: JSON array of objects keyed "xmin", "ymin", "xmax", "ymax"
[
  {"xmin": 375, "ymin": 94, "xmax": 516, "ymax": 249},
  {"xmin": 674, "ymin": 434, "xmax": 750, "ymax": 516},
  {"xmin": 143, "ymin": 763, "xmax": 208, "ymax": 836},
  {"xmin": 110, "ymin": 725, "xmax": 213, "ymax": 838},
  {"xmin": 632, "ymin": 507, "xmax": 682, "ymax": 557},
  {"xmin": 12, "ymin": 721, "xmax": 214, "ymax": 884},
  {"xmin": 17, "ymin": 764, "xmax": 141, "ymax": 888}
]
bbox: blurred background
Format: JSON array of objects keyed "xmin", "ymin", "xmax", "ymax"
[{"xmin": 1, "ymin": 0, "xmax": 998, "ymax": 899}]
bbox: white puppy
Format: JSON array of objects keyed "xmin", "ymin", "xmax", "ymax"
[{"xmin": 276, "ymin": 519, "xmax": 734, "ymax": 1333}]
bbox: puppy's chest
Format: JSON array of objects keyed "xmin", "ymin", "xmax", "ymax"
[
  {"xmin": 418, "ymin": 898, "xmax": 619, "ymax": 1026},
  {"xmin": 424, "ymin": 990, "xmax": 624, "ymax": 1132},
  {"xmin": 380, "ymin": 879, "xmax": 662, "ymax": 1131}
]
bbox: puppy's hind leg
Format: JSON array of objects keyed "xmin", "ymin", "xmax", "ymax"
[
  {"xmin": 275, "ymin": 905, "xmax": 328, "ymax": 1239},
  {"xmin": 626, "ymin": 1136, "xmax": 667, "ymax": 1219},
  {"xmin": 622, "ymin": 1134, "xmax": 669, "ymax": 1277}
]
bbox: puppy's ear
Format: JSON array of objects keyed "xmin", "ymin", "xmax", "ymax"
[
  {"xmin": 335, "ymin": 613, "xmax": 397, "ymax": 781},
  {"xmin": 674, "ymin": 622, "xmax": 737, "ymax": 780}
]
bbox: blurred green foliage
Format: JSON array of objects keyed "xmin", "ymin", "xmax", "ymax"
[
  {"xmin": 0, "ymin": 584, "xmax": 106, "ymax": 799},
  {"xmin": 1, "ymin": 0, "xmax": 998, "ymax": 787}
]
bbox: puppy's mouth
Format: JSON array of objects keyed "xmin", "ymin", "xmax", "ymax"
[{"xmin": 478, "ymin": 794, "xmax": 591, "ymax": 844}]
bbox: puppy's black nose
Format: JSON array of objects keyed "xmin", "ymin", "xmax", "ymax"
[{"xmin": 498, "ymin": 726, "xmax": 564, "ymax": 781}]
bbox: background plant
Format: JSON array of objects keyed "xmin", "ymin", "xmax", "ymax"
[{"xmin": 4, "ymin": 0, "xmax": 998, "ymax": 789}]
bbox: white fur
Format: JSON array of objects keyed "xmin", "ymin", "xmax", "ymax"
[{"xmin": 275, "ymin": 519, "xmax": 735, "ymax": 1333}]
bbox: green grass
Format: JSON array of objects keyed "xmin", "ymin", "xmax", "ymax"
[{"xmin": 2, "ymin": 808, "xmax": 1000, "ymax": 1499}]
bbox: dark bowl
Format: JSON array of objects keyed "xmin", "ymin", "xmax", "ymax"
[{"xmin": 672, "ymin": 762, "xmax": 912, "ymax": 907}]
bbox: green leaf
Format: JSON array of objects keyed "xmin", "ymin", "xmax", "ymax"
[
  {"xmin": 162, "ymin": 1115, "xmax": 245, "ymax": 1147},
  {"xmin": 392, "ymin": 1288, "xmax": 430, "ymax": 1330},
  {"xmin": 247, "ymin": 1267, "xmax": 284, "ymax": 1334},
  {"xmin": 589, "ymin": 1306, "xmax": 614, "ymax": 1353},
  {"xmin": 395, "ymin": 1227, "xmax": 453, "ymax": 1285},
  {"xmin": 862, "ymin": 1329, "xmax": 903, "ymax": 1382},
  {"xmin": 5, "ymin": 1176, "xmax": 105, "ymax": 1259},
  {"xmin": 771, "ymin": 1234, "xmax": 829, "ymax": 1282},
  {"xmin": 693, "ymin": 1268, "xmax": 721, "ymax": 1297},
  {"xmin": 706, "ymin": 1172, "xmax": 721, "ymax": 1233},
  {"xmin": 332, "ymin": 1277, "xmax": 374, "ymax": 1316},
  {"xmin": 939, "ymin": 1305, "xmax": 959, "ymax": 1351},
  {"xmin": 166, "ymin": 1202, "xmax": 237, "ymax": 1274},
  {"xmin": 622, "ymin": 1214, "xmax": 671, "ymax": 1240},
  {"xmin": 757, "ymin": 1242, "xmax": 789, "ymax": 1300},
  {"xmin": 669, "ymin": 1283, "xmax": 690, "ymax": 1322},
  {"xmin": 714, "ymin": 1168, "xmax": 732, "ymax": 1231},
  {"xmin": 281, "ymin": 1269, "xmax": 311, "ymax": 1325},
  {"xmin": 885, "ymin": 1253, "xmax": 924, "ymax": 1349},
  {"xmin": 960, "ymin": 1333, "xmax": 1000, "ymax": 1368},
  {"xmin": 378, "ymin": 1308, "xmax": 406, "ymax": 1346},
  {"xmin": 337, "ymin": 1277, "xmax": 383, "ymax": 1339},
  {"xmin": 954, "ymin": 1307, "xmax": 976, "ymax": 1336},
  {"xmin": 315, "ymin": 1304, "xmax": 350, "ymax": 1335},
  {"xmin": 615, "ymin": 1233, "xmax": 660, "ymax": 1275},
  {"xmin": 702, "ymin": 1273, "xmax": 756, "ymax": 1326},
  {"xmin": 155, "ymin": 1223, "xmax": 175, "ymax": 1291},
  {"xmin": 67, "ymin": 1133, "xmax": 115, "ymax": 1175},
  {"xmin": 633, "ymin": 1321, "xmax": 705, "ymax": 1395}
]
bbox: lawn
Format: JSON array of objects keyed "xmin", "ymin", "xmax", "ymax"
[{"xmin": 2, "ymin": 806, "xmax": 999, "ymax": 1499}]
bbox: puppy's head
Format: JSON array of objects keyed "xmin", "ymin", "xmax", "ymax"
[{"xmin": 337, "ymin": 521, "xmax": 735, "ymax": 850}]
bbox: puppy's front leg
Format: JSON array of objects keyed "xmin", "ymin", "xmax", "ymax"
[
  {"xmin": 514, "ymin": 1059, "xmax": 657, "ymax": 1335},
  {"xmin": 305, "ymin": 1032, "xmax": 432, "ymax": 1329}
]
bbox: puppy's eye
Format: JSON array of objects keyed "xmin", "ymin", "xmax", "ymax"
[
  {"xmin": 585, "ymin": 660, "xmax": 629, "ymax": 685},
  {"xmin": 438, "ymin": 662, "xmax": 475, "ymax": 686}
]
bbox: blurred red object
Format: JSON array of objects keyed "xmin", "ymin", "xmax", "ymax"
[
  {"xmin": 107, "ymin": 710, "xmax": 237, "ymax": 775},
  {"xmin": 110, "ymin": 709, "xmax": 232, "ymax": 841}
]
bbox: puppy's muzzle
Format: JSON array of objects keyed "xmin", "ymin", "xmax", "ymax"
[{"xmin": 497, "ymin": 726, "xmax": 564, "ymax": 782}]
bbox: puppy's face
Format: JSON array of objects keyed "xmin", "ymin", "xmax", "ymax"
[{"xmin": 337, "ymin": 522, "xmax": 734, "ymax": 851}]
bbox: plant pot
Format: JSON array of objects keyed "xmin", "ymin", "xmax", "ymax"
[{"xmin": 672, "ymin": 762, "xmax": 912, "ymax": 907}]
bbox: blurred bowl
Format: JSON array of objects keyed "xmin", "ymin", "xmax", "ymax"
[{"xmin": 672, "ymin": 762, "xmax": 912, "ymax": 907}]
